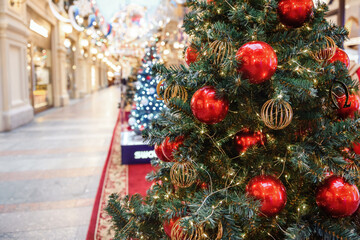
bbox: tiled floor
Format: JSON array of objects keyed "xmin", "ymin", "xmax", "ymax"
[{"xmin": 0, "ymin": 86, "xmax": 120, "ymax": 239}]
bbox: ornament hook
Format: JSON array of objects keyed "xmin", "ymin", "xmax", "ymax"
[{"xmin": 330, "ymin": 80, "xmax": 351, "ymax": 109}]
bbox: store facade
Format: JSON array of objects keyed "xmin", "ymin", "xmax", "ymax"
[
  {"xmin": 27, "ymin": 7, "xmax": 54, "ymax": 112},
  {"xmin": 0, "ymin": 0, "xmax": 110, "ymax": 131}
]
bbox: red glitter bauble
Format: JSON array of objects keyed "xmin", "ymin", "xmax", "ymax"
[
  {"xmin": 234, "ymin": 129, "xmax": 266, "ymax": 153},
  {"xmin": 163, "ymin": 217, "xmax": 180, "ymax": 237},
  {"xmin": 236, "ymin": 41, "xmax": 277, "ymax": 84},
  {"xmin": 190, "ymin": 86, "xmax": 229, "ymax": 124},
  {"xmin": 278, "ymin": 0, "xmax": 314, "ymax": 28},
  {"xmin": 146, "ymin": 76, "xmax": 151, "ymax": 80},
  {"xmin": 353, "ymin": 142, "xmax": 360, "ymax": 155},
  {"xmin": 161, "ymin": 136, "xmax": 184, "ymax": 162},
  {"xmin": 329, "ymin": 48, "xmax": 350, "ymax": 68},
  {"xmin": 337, "ymin": 94, "xmax": 360, "ymax": 119},
  {"xmin": 246, "ymin": 175, "xmax": 287, "ymax": 217},
  {"xmin": 185, "ymin": 46, "xmax": 199, "ymax": 66},
  {"xmin": 155, "ymin": 143, "xmax": 167, "ymax": 162},
  {"xmin": 316, "ymin": 176, "xmax": 360, "ymax": 218}
]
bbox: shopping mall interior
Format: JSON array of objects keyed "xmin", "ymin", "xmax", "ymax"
[{"xmin": 1, "ymin": 0, "xmax": 360, "ymax": 239}]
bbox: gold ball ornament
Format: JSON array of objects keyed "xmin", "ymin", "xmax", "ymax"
[
  {"xmin": 202, "ymin": 221, "xmax": 223, "ymax": 240},
  {"xmin": 156, "ymin": 79, "xmax": 166, "ymax": 100},
  {"xmin": 261, "ymin": 98, "xmax": 293, "ymax": 130},
  {"xmin": 171, "ymin": 218, "xmax": 203, "ymax": 240},
  {"xmin": 215, "ymin": 221, "xmax": 223, "ymax": 240},
  {"xmin": 209, "ymin": 40, "xmax": 235, "ymax": 65},
  {"xmin": 164, "ymin": 84, "xmax": 188, "ymax": 105},
  {"xmin": 170, "ymin": 161, "xmax": 197, "ymax": 188},
  {"xmin": 311, "ymin": 36, "xmax": 336, "ymax": 63}
]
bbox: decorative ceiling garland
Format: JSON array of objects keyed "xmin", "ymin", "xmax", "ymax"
[
  {"xmin": 48, "ymin": 0, "xmax": 112, "ymax": 35},
  {"xmin": 48, "ymin": 0, "xmax": 70, "ymax": 23},
  {"xmin": 68, "ymin": 5, "xmax": 84, "ymax": 32}
]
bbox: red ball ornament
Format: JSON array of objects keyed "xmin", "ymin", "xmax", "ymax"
[
  {"xmin": 246, "ymin": 175, "xmax": 287, "ymax": 217},
  {"xmin": 353, "ymin": 142, "xmax": 360, "ymax": 155},
  {"xmin": 161, "ymin": 136, "xmax": 184, "ymax": 162},
  {"xmin": 316, "ymin": 176, "xmax": 360, "ymax": 217},
  {"xmin": 207, "ymin": 0, "xmax": 214, "ymax": 4},
  {"xmin": 146, "ymin": 76, "xmax": 151, "ymax": 80},
  {"xmin": 329, "ymin": 48, "xmax": 350, "ymax": 68},
  {"xmin": 234, "ymin": 129, "xmax": 266, "ymax": 153},
  {"xmin": 163, "ymin": 217, "xmax": 180, "ymax": 237},
  {"xmin": 185, "ymin": 46, "xmax": 199, "ymax": 66},
  {"xmin": 155, "ymin": 143, "xmax": 167, "ymax": 162},
  {"xmin": 236, "ymin": 41, "xmax": 278, "ymax": 84},
  {"xmin": 190, "ymin": 86, "xmax": 229, "ymax": 124},
  {"xmin": 336, "ymin": 94, "xmax": 360, "ymax": 119},
  {"xmin": 278, "ymin": 0, "xmax": 314, "ymax": 28}
]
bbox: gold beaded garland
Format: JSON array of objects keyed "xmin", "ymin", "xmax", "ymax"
[
  {"xmin": 170, "ymin": 161, "xmax": 197, "ymax": 188},
  {"xmin": 311, "ymin": 36, "xmax": 336, "ymax": 63},
  {"xmin": 261, "ymin": 98, "xmax": 293, "ymax": 130}
]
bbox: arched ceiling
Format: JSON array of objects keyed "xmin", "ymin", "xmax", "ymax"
[{"xmin": 95, "ymin": 0, "xmax": 161, "ymax": 22}]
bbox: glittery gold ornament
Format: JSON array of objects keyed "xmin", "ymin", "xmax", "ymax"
[
  {"xmin": 261, "ymin": 98, "xmax": 293, "ymax": 130},
  {"xmin": 164, "ymin": 84, "xmax": 188, "ymax": 105},
  {"xmin": 170, "ymin": 161, "xmax": 197, "ymax": 188},
  {"xmin": 215, "ymin": 221, "xmax": 223, "ymax": 240},
  {"xmin": 311, "ymin": 36, "xmax": 336, "ymax": 63},
  {"xmin": 156, "ymin": 79, "xmax": 166, "ymax": 100},
  {"xmin": 171, "ymin": 218, "xmax": 203, "ymax": 240},
  {"xmin": 203, "ymin": 221, "xmax": 223, "ymax": 240},
  {"xmin": 209, "ymin": 40, "xmax": 235, "ymax": 65}
]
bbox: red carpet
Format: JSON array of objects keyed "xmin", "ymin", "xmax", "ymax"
[
  {"xmin": 86, "ymin": 110, "xmax": 154, "ymax": 240},
  {"xmin": 128, "ymin": 164, "xmax": 154, "ymax": 196}
]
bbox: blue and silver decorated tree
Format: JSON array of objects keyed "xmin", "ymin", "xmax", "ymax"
[{"xmin": 128, "ymin": 45, "xmax": 164, "ymax": 134}]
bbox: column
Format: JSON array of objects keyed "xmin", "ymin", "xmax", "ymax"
[
  {"xmin": 0, "ymin": 0, "xmax": 34, "ymax": 131},
  {"xmin": 52, "ymin": 20, "xmax": 69, "ymax": 107},
  {"xmin": 74, "ymin": 34, "xmax": 85, "ymax": 98}
]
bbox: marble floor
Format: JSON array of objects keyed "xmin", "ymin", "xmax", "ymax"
[{"xmin": 0, "ymin": 86, "xmax": 120, "ymax": 240}]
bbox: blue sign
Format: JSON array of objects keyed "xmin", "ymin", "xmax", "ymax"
[
  {"xmin": 121, "ymin": 144, "xmax": 155, "ymax": 165},
  {"xmin": 121, "ymin": 131, "xmax": 155, "ymax": 165}
]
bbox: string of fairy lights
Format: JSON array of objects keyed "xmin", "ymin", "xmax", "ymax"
[{"xmin": 147, "ymin": 2, "xmax": 342, "ymax": 239}]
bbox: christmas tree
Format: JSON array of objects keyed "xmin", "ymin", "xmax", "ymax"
[
  {"xmin": 107, "ymin": 0, "xmax": 360, "ymax": 239},
  {"xmin": 128, "ymin": 45, "xmax": 165, "ymax": 134}
]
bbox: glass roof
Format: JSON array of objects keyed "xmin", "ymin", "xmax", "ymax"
[{"xmin": 95, "ymin": 0, "xmax": 161, "ymax": 21}]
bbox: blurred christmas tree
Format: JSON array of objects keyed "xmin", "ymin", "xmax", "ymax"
[
  {"xmin": 125, "ymin": 74, "xmax": 138, "ymax": 108},
  {"xmin": 128, "ymin": 45, "xmax": 165, "ymax": 134},
  {"xmin": 107, "ymin": 0, "xmax": 360, "ymax": 239}
]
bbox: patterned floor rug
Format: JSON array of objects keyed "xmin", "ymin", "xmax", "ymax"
[{"xmin": 86, "ymin": 111, "xmax": 153, "ymax": 240}]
